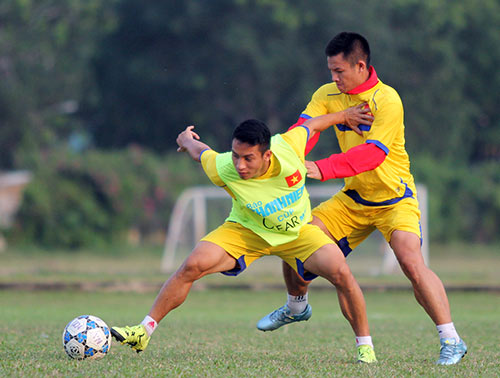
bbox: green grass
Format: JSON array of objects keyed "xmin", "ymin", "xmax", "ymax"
[
  {"xmin": 1, "ymin": 242, "xmax": 499, "ymax": 288},
  {"xmin": 0, "ymin": 244, "xmax": 498, "ymax": 376},
  {"xmin": 0, "ymin": 289, "xmax": 499, "ymax": 377}
]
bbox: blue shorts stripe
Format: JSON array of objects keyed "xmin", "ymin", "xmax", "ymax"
[
  {"xmin": 419, "ymin": 221, "xmax": 423, "ymax": 246},
  {"xmin": 295, "ymin": 258, "xmax": 318, "ymax": 281},
  {"xmin": 337, "ymin": 237, "xmax": 353, "ymax": 257},
  {"xmin": 221, "ymin": 255, "xmax": 247, "ymax": 276}
]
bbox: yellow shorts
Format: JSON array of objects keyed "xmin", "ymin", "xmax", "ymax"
[
  {"xmin": 312, "ymin": 191, "xmax": 421, "ymax": 256},
  {"xmin": 201, "ymin": 221, "xmax": 334, "ymax": 280}
]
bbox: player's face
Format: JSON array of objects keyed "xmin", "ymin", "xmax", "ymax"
[
  {"xmin": 327, "ymin": 53, "xmax": 367, "ymax": 93},
  {"xmin": 231, "ymin": 139, "xmax": 272, "ymax": 180}
]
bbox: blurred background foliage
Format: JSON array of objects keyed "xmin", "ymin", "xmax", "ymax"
[{"xmin": 0, "ymin": 0, "xmax": 499, "ymax": 248}]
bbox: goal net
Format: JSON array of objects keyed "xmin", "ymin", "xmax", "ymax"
[{"xmin": 161, "ymin": 184, "xmax": 428, "ymax": 275}]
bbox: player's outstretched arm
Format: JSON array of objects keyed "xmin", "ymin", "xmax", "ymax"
[
  {"xmin": 305, "ymin": 143, "xmax": 386, "ymax": 181},
  {"xmin": 176, "ymin": 125, "xmax": 211, "ymax": 162}
]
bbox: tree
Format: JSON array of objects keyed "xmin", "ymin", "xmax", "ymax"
[
  {"xmin": 0, "ymin": 0, "xmax": 117, "ymax": 168},
  {"xmin": 91, "ymin": 0, "xmax": 330, "ymax": 152}
]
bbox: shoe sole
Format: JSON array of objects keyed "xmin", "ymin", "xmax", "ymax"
[
  {"xmin": 111, "ymin": 328, "xmax": 126, "ymax": 342},
  {"xmin": 437, "ymin": 349, "xmax": 468, "ymax": 365},
  {"xmin": 258, "ymin": 327, "xmax": 281, "ymax": 332},
  {"xmin": 111, "ymin": 327, "xmax": 145, "ymax": 353},
  {"xmin": 257, "ymin": 318, "xmax": 310, "ymax": 332}
]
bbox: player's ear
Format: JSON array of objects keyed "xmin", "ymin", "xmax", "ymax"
[
  {"xmin": 357, "ymin": 60, "xmax": 367, "ymax": 73},
  {"xmin": 263, "ymin": 149, "xmax": 272, "ymax": 161}
]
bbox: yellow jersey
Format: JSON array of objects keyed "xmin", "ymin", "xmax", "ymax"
[{"xmin": 302, "ymin": 69, "xmax": 417, "ymax": 205}]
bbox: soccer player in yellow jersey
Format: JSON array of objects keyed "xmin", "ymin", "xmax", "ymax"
[
  {"xmin": 111, "ymin": 110, "xmax": 378, "ymax": 363},
  {"xmin": 257, "ymin": 32, "xmax": 467, "ymax": 365}
]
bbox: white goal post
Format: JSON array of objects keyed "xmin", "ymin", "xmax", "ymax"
[{"xmin": 161, "ymin": 184, "xmax": 428, "ymax": 274}]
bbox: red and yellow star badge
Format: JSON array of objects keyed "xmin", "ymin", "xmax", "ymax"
[{"xmin": 285, "ymin": 169, "xmax": 302, "ymax": 187}]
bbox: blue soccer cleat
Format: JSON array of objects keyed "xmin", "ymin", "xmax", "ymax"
[
  {"xmin": 436, "ymin": 338, "xmax": 467, "ymax": 365},
  {"xmin": 257, "ymin": 304, "xmax": 312, "ymax": 331}
]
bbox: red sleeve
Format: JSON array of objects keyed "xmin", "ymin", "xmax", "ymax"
[
  {"xmin": 314, "ymin": 143, "xmax": 386, "ymax": 181},
  {"xmin": 288, "ymin": 116, "xmax": 319, "ymax": 156}
]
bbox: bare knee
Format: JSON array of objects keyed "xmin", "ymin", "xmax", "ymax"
[
  {"xmin": 176, "ymin": 257, "xmax": 205, "ymax": 282},
  {"xmin": 394, "ymin": 246, "xmax": 427, "ymax": 284},
  {"xmin": 397, "ymin": 254, "xmax": 431, "ymax": 285},
  {"xmin": 391, "ymin": 231, "xmax": 427, "ymax": 284},
  {"xmin": 325, "ymin": 262, "xmax": 353, "ymax": 287}
]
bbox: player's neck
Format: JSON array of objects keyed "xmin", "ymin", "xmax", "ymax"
[
  {"xmin": 356, "ymin": 69, "xmax": 370, "ymax": 87},
  {"xmin": 258, "ymin": 160, "xmax": 272, "ymax": 177},
  {"xmin": 347, "ymin": 66, "xmax": 378, "ymax": 95},
  {"xmin": 361, "ymin": 70, "xmax": 370, "ymax": 84}
]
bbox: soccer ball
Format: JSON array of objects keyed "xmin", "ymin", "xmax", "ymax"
[{"xmin": 62, "ymin": 315, "xmax": 112, "ymax": 360}]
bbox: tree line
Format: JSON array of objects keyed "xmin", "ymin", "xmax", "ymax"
[{"xmin": 1, "ymin": 0, "xmax": 499, "ymax": 247}]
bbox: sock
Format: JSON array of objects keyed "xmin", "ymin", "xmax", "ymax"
[
  {"xmin": 356, "ymin": 336, "xmax": 373, "ymax": 348},
  {"xmin": 436, "ymin": 322, "xmax": 460, "ymax": 341},
  {"xmin": 141, "ymin": 315, "xmax": 158, "ymax": 337},
  {"xmin": 286, "ymin": 293, "xmax": 308, "ymax": 314}
]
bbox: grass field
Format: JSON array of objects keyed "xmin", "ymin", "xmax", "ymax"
[
  {"xmin": 1, "ymin": 242, "xmax": 499, "ymax": 289},
  {"xmin": 1, "ymin": 289, "xmax": 499, "ymax": 377},
  {"xmin": 1, "ymin": 244, "xmax": 499, "ymax": 376}
]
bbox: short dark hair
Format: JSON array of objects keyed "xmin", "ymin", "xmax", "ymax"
[
  {"xmin": 325, "ymin": 32, "xmax": 371, "ymax": 68},
  {"xmin": 232, "ymin": 119, "xmax": 271, "ymax": 153}
]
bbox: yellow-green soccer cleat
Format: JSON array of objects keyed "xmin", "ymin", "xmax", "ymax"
[
  {"xmin": 357, "ymin": 344, "xmax": 377, "ymax": 363},
  {"xmin": 111, "ymin": 324, "xmax": 150, "ymax": 353}
]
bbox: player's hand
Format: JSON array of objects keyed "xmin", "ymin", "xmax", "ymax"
[
  {"xmin": 176, "ymin": 125, "xmax": 200, "ymax": 152},
  {"xmin": 305, "ymin": 160, "xmax": 322, "ymax": 180},
  {"xmin": 343, "ymin": 103, "xmax": 374, "ymax": 135}
]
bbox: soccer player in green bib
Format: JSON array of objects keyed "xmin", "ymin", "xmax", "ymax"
[{"xmin": 111, "ymin": 109, "xmax": 378, "ymax": 363}]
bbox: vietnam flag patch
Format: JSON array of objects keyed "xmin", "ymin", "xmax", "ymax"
[{"xmin": 285, "ymin": 169, "xmax": 302, "ymax": 187}]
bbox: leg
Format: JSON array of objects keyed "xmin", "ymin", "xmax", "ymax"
[
  {"xmin": 257, "ymin": 216, "xmax": 345, "ymax": 331},
  {"xmin": 390, "ymin": 230, "xmax": 467, "ymax": 364},
  {"xmin": 282, "ymin": 259, "xmax": 308, "ymax": 295},
  {"xmin": 258, "ymin": 223, "xmax": 376, "ymax": 363},
  {"xmin": 390, "ymin": 230, "xmax": 451, "ymax": 325},
  {"xmin": 149, "ymin": 241, "xmax": 237, "ymax": 322},
  {"xmin": 112, "ymin": 241, "xmax": 236, "ymax": 352},
  {"xmin": 281, "ymin": 216, "xmax": 336, "ymax": 296},
  {"xmin": 303, "ymin": 244, "xmax": 369, "ymax": 337},
  {"xmin": 304, "ymin": 243, "xmax": 377, "ymax": 363}
]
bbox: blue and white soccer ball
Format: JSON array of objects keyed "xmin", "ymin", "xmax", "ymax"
[{"xmin": 62, "ymin": 315, "xmax": 112, "ymax": 360}]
